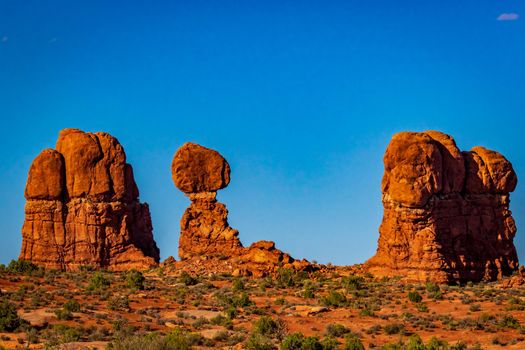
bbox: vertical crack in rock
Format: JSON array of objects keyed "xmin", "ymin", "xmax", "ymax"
[
  {"xmin": 20, "ymin": 128, "xmax": 160, "ymax": 271},
  {"xmin": 367, "ymin": 131, "xmax": 519, "ymax": 283}
]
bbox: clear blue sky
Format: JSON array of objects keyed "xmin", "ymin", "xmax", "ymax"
[{"xmin": 1, "ymin": 1, "xmax": 523, "ymax": 265}]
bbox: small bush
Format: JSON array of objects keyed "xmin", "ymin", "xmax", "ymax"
[
  {"xmin": 0, "ymin": 300, "xmax": 22, "ymax": 332},
  {"xmin": 408, "ymin": 291, "xmax": 423, "ymax": 303},
  {"xmin": 325, "ymin": 323, "xmax": 349, "ymax": 338},
  {"xmin": 6, "ymin": 260, "xmax": 41, "ymax": 275},
  {"xmin": 88, "ymin": 272, "xmax": 111, "ymax": 291},
  {"xmin": 321, "ymin": 290, "xmax": 347, "ymax": 308},
  {"xmin": 232, "ymin": 279, "xmax": 245, "ymax": 292},
  {"xmin": 384, "ymin": 323, "xmax": 405, "ymax": 335},
  {"xmin": 344, "ymin": 333, "xmax": 364, "ymax": 350},
  {"xmin": 54, "ymin": 308, "xmax": 73, "ymax": 320},
  {"xmin": 245, "ymin": 333, "xmax": 275, "ymax": 350},
  {"xmin": 63, "ymin": 300, "xmax": 81, "ymax": 313},
  {"xmin": 179, "ymin": 271, "xmax": 198, "ymax": 286},
  {"xmin": 342, "ymin": 275, "xmax": 364, "ymax": 291},
  {"xmin": 126, "ymin": 270, "xmax": 145, "ymax": 290},
  {"xmin": 108, "ymin": 295, "xmax": 130, "ymax": 311}
]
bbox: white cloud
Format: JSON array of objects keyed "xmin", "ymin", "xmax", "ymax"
[{"xmin": 497, "ymin": 13, "xmax": 519, "ymax": 21}]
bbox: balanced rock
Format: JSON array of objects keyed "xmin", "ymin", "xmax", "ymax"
[
  {"xmin": 172, "ymin": 142, "xmax": 310, "ymax": 277},
  {"xmin": 367, "ymin": 131, "xmax": 518, "ymax": 283},
  {"xmin": 20, "ymin": 128, "xmax": 160, "ymax": 271}
]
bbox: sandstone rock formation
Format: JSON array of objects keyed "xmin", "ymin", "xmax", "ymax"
[
  {"xmin": 20, "ymin": 128, "xmax": 160, "ymax": 271},
  {"xmin": 367, "ymin": 131, "xmax": 519, "ymax": 283},
  {"xmin": 172, "ymin": 142, "xmax": 310, "ymax": 277}
]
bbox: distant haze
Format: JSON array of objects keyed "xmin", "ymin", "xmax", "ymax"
[{"xmin": 1, "ymin": 0, "xmax": 523, "ymax": 265}]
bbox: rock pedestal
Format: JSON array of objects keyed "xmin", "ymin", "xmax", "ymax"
[{"xmin": 172, "ymin": 142, "xmax": 310, "ymax": 277}]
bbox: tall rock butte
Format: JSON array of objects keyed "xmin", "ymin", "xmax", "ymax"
[
  {"xmin": 367, "ymin": 131, "xmax": 518, "ymax": 283},
  {"xmin": 171, "ymin": 142, "xmax": 310, "ymax": 276},
  {"xmin": 20, "ymin": 128, "xmax": 160, "ymax": 271}
]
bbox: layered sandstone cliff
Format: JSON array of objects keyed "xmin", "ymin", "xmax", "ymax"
[
  {"xmin": 20, "ymin": 128, "xmax": 160, "ymax": 271},
  {"xmin": 367, "ymin": 131, "xmax": 518, "ymax": 283},
  {"xmin": 172, "ymin": 142, "xmax": 310, "ymax": 277}
]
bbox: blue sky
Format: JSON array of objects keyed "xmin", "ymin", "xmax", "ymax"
[{"xmin": 0, "ymin": 0, "xmax": 523, "ymax": 265}]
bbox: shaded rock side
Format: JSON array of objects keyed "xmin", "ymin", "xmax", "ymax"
[
  {"xmin": 20, "ymin": 128, "xmax": 160, "ymax": 271},
  {"xmin": 172, "ymin": 142, "xmax": 311, "ymax": 277},
  {"xmin": 367, "ymin": 131, "xmax": 518, "ymax": 283}
]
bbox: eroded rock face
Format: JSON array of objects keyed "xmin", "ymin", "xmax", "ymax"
[
  {"xmin": 367, "ymin": 131, "xmax": 519, "ymax": 283},
  {"xmin": 172, "ymin": 142, "xmax": 310, "ymax": 277},
  {"xmin": 20, "ymin": 128, "xmax": 160, "ymax": 271}
]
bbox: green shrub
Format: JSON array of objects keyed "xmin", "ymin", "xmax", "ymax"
[
  {"xmin": 343, "ymin": 333, "xmax": 364, "ymax": 350},
  {"xmin": 321, "ymin": 290, "xmax": 347, "ymax": 307},
  {"xmin": 0, "ymin": 300, "xmax": 22, "ymax": 332},
  {"xmin": 245, "ymin": 333, "xmax": 275, "ymax": 350},
  {"xmin": 408, "ymin": 291, "xmax": 423, "ymax": 303},
  {"xmin": 107, "ymin": 328, "xmax": 203, "ymax": 350},
  {"xmin": 383, "ymin": 323, "xmax": 405, "ymax": 335},
  {"xmin": 232, "ymin": 279, "xmax": 245, "ymax": 292},
  {"xmin": 108, "ymin": 295, "xmax": 130, "ymax": 311},
  {"xmin": 6, "ymin": 260, "xmax": 41, "ymax": 275},
  {"xmin": 252, "ymin": 316, "xmax": 279, "ymax": 337},
  {"xmin": 63, "ymin": 299, "xmax": 81, "ymax": 312},
  {"xmin": 405, "ymin": 335, "xmax": 425, "ymax": 350},
  {"xmin": 325, "ymin": 323, "xmax": 349, "ymax": 338},
  {"xmin": 54, "ymin": 308, "xmax": 73, "ymax": 320},
  {"xmin": 281, "ymin": 333, "xmax": 304, "ymax": 350},
  {"xmin": 126, "ymin": 270, "xmax": 145, "ymax": 290},
  {"xmin": 276, "ymin": 268, "xmax": 295, "ymax": 287},
  {"xmin": 342, "ymin": 275, "xmax": 364, "ymax": 291},
  {"xmin": 498, "ymin": 315, "xmax": 520, "ymax": 329},
  {"xmin": 179, "ymin": 271, "xmax": 198, "ymax": 286},
  {"xmin": 88, "ymin": 272, "xmax": 111, "ymax": 291}
]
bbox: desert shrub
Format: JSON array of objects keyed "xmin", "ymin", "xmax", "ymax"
[
  {"xmin": 0, "ymin": 300, "xmax": 22, "ymax": 332},
  {"xmin": 342, "ymin": 275, "xmax": 364, "ymax": 291},
  {"xmin": 108, "ymin": 328, "xmax": 203, "ymax": 350},
  {"xmin": 179, "ymin": 271, "xmax": 198, "ymax": 286},
  {"xmin": 233, "ymin": 292, "xmax": 252, "ymax": 307},
  {"xmin": 343, "ymin": 333, "xmax": 364, "ymax": 350},
  {"xmin": 276, "ymin": 268, "xmax": 295, "ymax": 287},
  {"xmin": 408, "ymin": 291, "xmax": 423, "ymax": 303},
  {"xmin": 383, "ymin": 323, "xmax": 405, "ymax": 335},
  {"xmin": 325, "ymin": 323, "xmax": 349, "ymax": 338},
  {"xmin": 6, "ymin": 260, "xmax": 41, "ymax": 275},
  {"xmin": 321, "ymin": 290, "xmax": 347, "ymax": 307},
  {"xmin": 43, "ymin": 324, "xmax": 81, "ymax": 346},
  {"xmin": 232, "ymin": 278, "xmax": 245, "ymax": 292},
  {"xmin": 54, "ymin": 308, "xmax": 73, "ymax": 320},
  {"xmin": 108, "ymin": 295, "xmax": 130, "ymax": 311},
  {"xmin": 251, "ymin": 316, "xmax": 287, "ymax": 341},
  {"xmin": 281, "ymin": 333, "xmax": 325, "ymax": 350},
  {"xmin": 210, "ymin": 314, "xmax": 233, "ymax": 329},
  {"xmin": 405, "ymin": 335, "xmax": 425, "ymax": 350},
  {"xmin": 498, "ymin": 315, "xmax": 520, "ymax": 329},
  {"xmin": 63, "ymin": 299, "xmax": 81, "ymax": 312},
  {"xmin": 281, "ymin": 333, "xmax": 304, "ymax": 350},
  {"xmin": 126, "ymin": 269, "xmax": 145, "ymax": 290},
  {"xmin": 469, "ymin": 304, "xmax": 481, "ymax": 312},
  {"xmin": 88, "ymin": 272, "xmax": 111, "ymax": 291},
  {"xmin": 321, "ymin": 337, "xmax": 338, "ymax": 350},
  {"xmin": 245, "ymin": 333, "xmax": 275, "ymax": 350}
]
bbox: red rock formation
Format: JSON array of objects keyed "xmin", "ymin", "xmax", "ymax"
[
  {"xmin": 20, "ymin": 128, "xmax": 159, "ymax": 271},
  {"xmin": 367, "ymin": 131, "xmax": 519, "ymax": 283},
  {"xmin": 172, "ymin": 142, "xmax": 310, "ymax": 277}
]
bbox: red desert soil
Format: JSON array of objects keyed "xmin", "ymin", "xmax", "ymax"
[{"xmin": 0, "ymin": 264, "xmax": 524, "ymax": 349}]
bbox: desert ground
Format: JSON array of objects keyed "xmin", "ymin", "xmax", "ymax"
[{"xmin": 0, "ymin": 260, "xmax": 524, "ymax": 350}]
